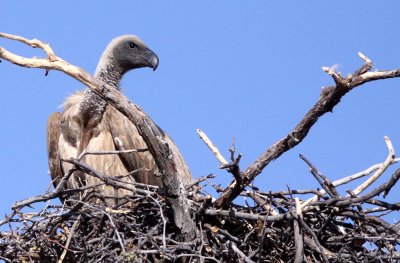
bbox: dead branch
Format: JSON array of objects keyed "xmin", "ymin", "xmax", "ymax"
[
  {"xmin": 197, "ymin": 129, "xmax": 228, "ymax": 166},
  {"xmin": 214, "ymin": 52, "xmax": 400, "ymax": 209},
  {"xmin": 77, "ymin": 148, "xmax": 148, "ymax": 160},
  {"xmin": 293, "ymin": 199, "xmax": 304, "ymax": 263},
  {"xmin": 12, "ymin": 167, "xmax": 76, "ymax": 210},
  {"xmin": 303, "ymin": 136, "xmax": 398, "ymax": 208},
  {"xmin": 300, "ymin": 154, "xmax": 339, "ymax": 198},
  {"xmin": 352, "ymin": 136, "xmax": 395, "ymax": 195}
]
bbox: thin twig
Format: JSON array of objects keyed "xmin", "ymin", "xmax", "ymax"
[
  {"xmin": 300, "ymin": 154, "xmax": 338, "ymax": 198},
  {"xmin": 197, "ymin": 128, "xmax": 228, "ymax": 165},
  {"xmin": 148, "ymin": 195, "xmax": 167, "ymax": 249},
  {"xmin": 352, "ymin": 136, "xmax": 395, "ymax": 195},
  {"xmin": 77, "ymin": 148, "xmax": 148, "ymax": 160},
  {"xmin": 229, "ymin": 241, "xmax": 256, "ymax": 263},
  {"xmin": 58, "ymin": 216, "xmax": 80, "ymax": 263},
  {"xmin": 293, "ymin": 198, "xmax": 304, "ymax": 263}
]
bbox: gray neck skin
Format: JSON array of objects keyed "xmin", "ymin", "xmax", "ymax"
[{"xmin": 79, "ymin": 57, "xmax": 126, "ymax": 128}]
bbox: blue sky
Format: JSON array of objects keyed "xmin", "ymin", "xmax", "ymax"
[{"xmin": 1, "ymin": 2, "xmax": 399, "ymax": 224}]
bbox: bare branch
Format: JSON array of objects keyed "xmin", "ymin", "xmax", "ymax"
[
  {"xmin": 293, "ymin": 198, "xmax": 304, "ymax": 263},
  {"xmin": 77, "ymin": 148, "xmax": 148, "ymax": 160},
  {"xmin": 12, "ymin": 167, "xmax": 76, "ymax": 210},
  {"xmin": 229, "ymin": 241, "xmax": 256, "ymax": 263},
  {"xmin": 300, "ymin": 154, "xmax": 339, "ymax": 198},
  {"xmin": 58, "ymin": 216, "xmax": 80, "ymax": 263},
  {"xmin": 352, "ymin": 136, "xmax": 395, "ymax": 195},
  {"xmin": 303, "ymin": 156, "xmax": 400, "ymax": 208},
  {"xmin": 197, "ymin": 128, "xmax": 228, "ymax": 165},
  {"xmin": 214, "ymin": 53, "xmax": 400, "ymax": 209}
]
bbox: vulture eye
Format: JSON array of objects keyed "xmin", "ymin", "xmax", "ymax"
[{"xmin": 128, "ymin": 42, "xmax": 137, "ymax": 49}]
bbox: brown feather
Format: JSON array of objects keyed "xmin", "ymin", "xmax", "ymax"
[
  {"xmin": 49, "ymin": 91, "xmax": 194, "ymax": 206},
  {"xmin": 46, "ymin": 112, "xmax": 62, "ymax": 188}
]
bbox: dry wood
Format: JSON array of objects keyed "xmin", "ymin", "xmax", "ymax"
[
  {"xmin": 214, "ymin": 53, "xmax": 400, "ymax": 209},
  {"xmin": 1, "ymin": 159, "xmax": 400, "ymax": 261},
  {"xmin": 2, "ymin": 159, "xmax": 399, "ymax": 262},
  {"xmin": 352, "ymin": 136, "xmax": 395, "ymax": 195},
  {"xmin": 293, "ymin": 198, "xmax": 304, "ymax": 263},
  {"xmin": 197, "ymin": 129, "xmax": 228, "ymax": 166}
]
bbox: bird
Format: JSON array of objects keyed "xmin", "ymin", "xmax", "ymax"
[{"xmin": 46, "ymin": 35, "xmax": 194, "ymax": 206}]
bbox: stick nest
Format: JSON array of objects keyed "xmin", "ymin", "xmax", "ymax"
[{"xmin": 0, "ymin": 169, "xmax": 399, "ymax": 263}]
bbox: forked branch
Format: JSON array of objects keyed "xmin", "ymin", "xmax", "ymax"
[{"xmin": 213, "ymin": 52, "xmax": 400, "ymax": 208}]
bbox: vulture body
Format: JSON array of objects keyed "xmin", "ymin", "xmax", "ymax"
[{"xmin": 47, "ymin": 35, "xmax": 194, "ymax": 206}]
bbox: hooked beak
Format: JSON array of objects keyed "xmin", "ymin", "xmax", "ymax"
[{"xmin": 143, "ymin": 50, "xmax": 159, "ymax": 71}]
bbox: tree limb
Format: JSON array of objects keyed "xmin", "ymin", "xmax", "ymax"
[{"xmin": 214, "ymin": 52, "xmax": 400, "ymax": 208}]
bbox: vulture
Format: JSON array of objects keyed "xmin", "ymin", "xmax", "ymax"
[{"xmin": 47, "ymin": 35, "xmax": 194, "ymax": 206}]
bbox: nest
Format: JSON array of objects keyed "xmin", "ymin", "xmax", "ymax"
[{"xmin": 1, "ymin": 166, "xmax": 399, "ymax": 263}]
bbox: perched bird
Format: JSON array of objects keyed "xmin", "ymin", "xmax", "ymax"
[{"xmin": 47, "ymin": 35, "xmax": 194, "ymax": 206}]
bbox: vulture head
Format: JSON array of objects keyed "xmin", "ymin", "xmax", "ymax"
[
  {"xmin": 95, "ymin": 35, "xmax": 159, "ymax": 84},
  {"xmin": 78, "ymin": 35, "xmax": 160, "ymax": 150}
]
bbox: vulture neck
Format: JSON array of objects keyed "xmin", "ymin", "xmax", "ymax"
[
  {"xmin": 81, "ymin": 56, "xmax": 126, "ymax": 122},
  {"xmin": 94, "ymin": 56, "xmax": 126, "ymax": 89},
  {"xmin": 78, "ymin": 57, "xmax": 126, "ymax": 152}
]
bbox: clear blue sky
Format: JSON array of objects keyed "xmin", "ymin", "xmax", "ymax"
[{"xmin": 1, "ymin": 2, "xmax": 399, "ymax": 224}]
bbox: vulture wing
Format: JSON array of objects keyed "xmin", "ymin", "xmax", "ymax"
[
  {"xmin": 46, "ymin": 112, "xmax": 63, "ymax": 188},
  {"xmin": 106, "ymin": 105, "xmax": 194, "ymax": 187},
  {"xmin": 106, "ymin": 105, "xmax": 160, "ymax": 186},
  {"xmin": 49, "ymin": 91, "xmax": 194, "ymax": 206},
  {"xmin": 47, "ymin": 93, "xmax": 87, "ymax": 202}
]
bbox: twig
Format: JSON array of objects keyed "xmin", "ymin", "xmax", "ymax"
[
  {"xmin": 205, "ymin": 209, "xmax": 285, "ymax": 222},
  {"xmin": 175, "ymin": 253, "xmax": 221, "ymax": 262},
  {"xmin": 321, "ymin": 66, "xmax": 344, "ymax": 86},
  {"xmin": 12, "ymin": 167, "xmax": 76, "ymax": 210},
  {"xmin": 303, "ymin": 155, "xmax": 400, "ymax": 208},
  {"xmin": 84, "ymin": 202, "xmax": 126, "ymax": 253},
  {"xmin": 334, "ymin": 168, "xmax": 400, "ymax": 209},
  {"xmin": 246, "ymin": 191, "xmax": 279, "ymax": 216},
  {"xmin": 352, "ymin": 136, "xmax": 395, "ymax": 195},
  {"xmin": 0, "ymin": 32, "xmax": 57, "ymax": 61},
  {"xmin": 58, "ymin": 216, "xmax": 80, "ymax": 263},
  {"xmin": 365, "ymin": 199, "xmax": 400, "ymax": 211},
  {"xmin": 64, "ymin": 158, "xmax": 135, "ymax": 191},
  {"xmin": 148, "ymin": 195, "xmax": 167, "ymax": 249},
  {"xmin": 353, "ymin": 52, "xmax": 373, "ymax": 76},
  {"xmin": 229, "ymin": 241, "xmax": 256, "ymax": 263},
  {"xmin": 77, "ymin": 148, "xmax": 148, "ymax": 160},
  {"xmin": 0, "ymin": 256, "xmax": 12, "ymax": 263},
  {"xmin": 198, "ymin": 223, "xmax": 205, "ymax": 263},
  {"xmin": 0, "ymin": 211, "xmax": 16, "ymax": 227},
  {"xmin": 299, "ymin": 154, "xmax": 338, "ymax": 198},
  {"xmin": 299, "ymin": 217, "xmax": 330, "ymax": 263},
  {"xmin": 196, "ymin": 195, "xmax": 213, "ymax": 219},
  {"xmin": 197, "ymin": 128, "xmax": 228, "ymax": 165},
  {"xmin": 293, "ymin": 198, "xmax": 304, "ymax": 263}
]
